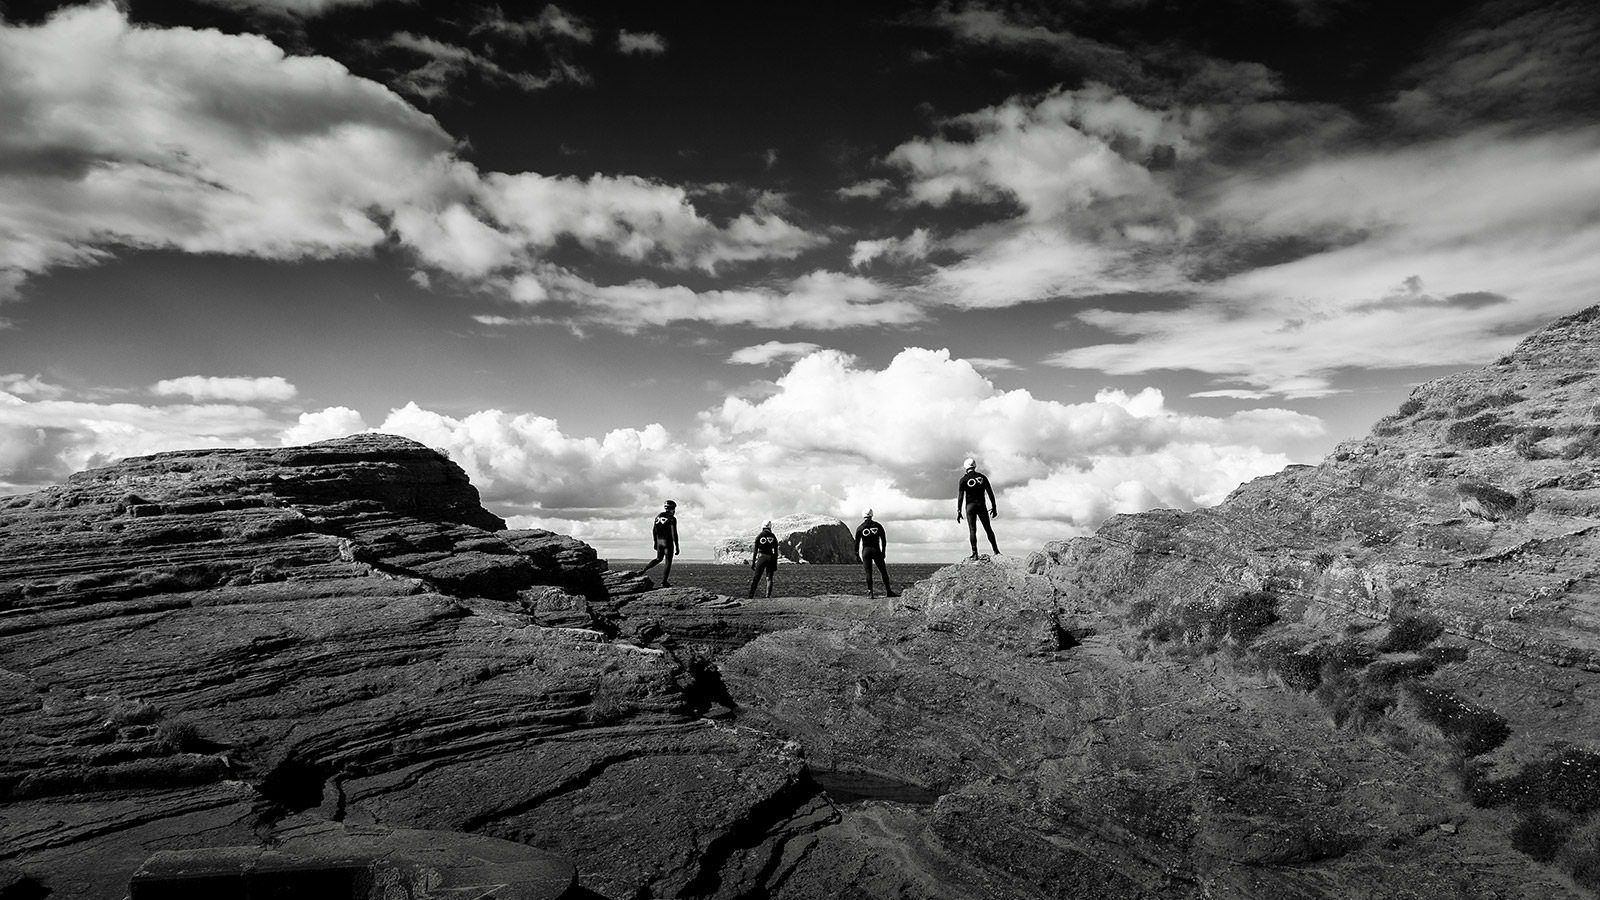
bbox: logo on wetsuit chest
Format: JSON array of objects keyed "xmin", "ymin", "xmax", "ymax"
[
  {"xmin": 656, "ymin": 516, "xmax": 670, "ymax": 526},
  {"xmin": 966, "ymin": 477, "xmax": 983, "ymax": 488}
]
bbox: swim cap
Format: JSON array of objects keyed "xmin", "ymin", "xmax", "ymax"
[
  {"xmin": 862, "ymin": 508, "xmax": 873, "ymax": 518},
  {"xmin": 962, "ymin": 458, "xmax": 975, "ymax": 469},
  {"xmin": 762, "ymin": 520, "xmax": 772, "ymax": 529},
  {"xmin": 664, "ymin": 500, "xmax": 676, "ymax": 508}
]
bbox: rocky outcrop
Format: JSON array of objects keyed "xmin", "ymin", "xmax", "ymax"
[
  {"xmin": 0, "ymin": 433, "xmax": 829, "ymax": 900},
  {"xmin": 7, "ymin": 307, "xmax": 1600, "ymax": 900},
  {"xmin": 711, "ymin": 513, "xmax": 860, "ymax": 564},
  {"xmin": 716, "ymin": 306, "xmax": 1600, "ymax": 899}
]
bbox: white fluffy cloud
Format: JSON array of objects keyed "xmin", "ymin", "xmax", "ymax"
[
  {"xmin": 617, "ymin": 31, "xmax": 667, "ymax": 55},
  {"xmin": 850, "ymin": 228, "xmax": 932, "ymax": 268},
  {"xmin": 0, "ymin": 353, "xmax": 1323, "ymax": 559},
  {"xmin": 534, "ymin": 268, "xmax": 924, "ymax": 331},
  {"xmin": 0, "ymin": 3, "xmax": 459, "ymax": 288},
  {"xmin": 0, "ymin": 5, "xmax": 828, "ymax": 314},
  {"xmin": 1052, "ymin": 129, "xmax": 1600, "ymax": 393},
  {"xmin": 192, "ymin": 0, "xmax": 391, "ymax": 16},
  {"xmin": 889, "ymin": 84, "xmax": 1189, "ymax": 224},
  {"xmin": 728, "ymin": 342, "xmax": 825, "ymax": 366},
  {"xmin": 152, "ymin": 376, "xmax": 298, "ymax": 403}
]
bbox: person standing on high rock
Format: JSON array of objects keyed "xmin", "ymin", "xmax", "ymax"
[
  {"xmin": 748, "ymin": 520, "xmax": 779, "ymax": 598},
  {"xmin": 956, "ymin": 458, "xmax": 999, "ymax": 560},
  {"xmin": 640, "ymin": 499, "xmax": 680, "ymax": 587},
  {"xmin": 855, "ymin": 508, "xmax": 897, "ymax": 598}
]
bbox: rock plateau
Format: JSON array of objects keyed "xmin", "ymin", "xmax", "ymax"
[{"xmin": 3, "ymin": 307, "xmax": 1600, "ymax": 899}]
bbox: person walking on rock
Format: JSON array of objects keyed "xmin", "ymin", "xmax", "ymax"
[
  {"xmin": 748, "ymin": 520, "xmax": 779, "ymax": 598},
  {"xmin": 956, "ymin": 458, "xmax": 999, "ymax": 560},
  {"xmin": 855, "ymin": 509, "xmax": 897, "ymax": 598},
  {"xmin": 640, "ymin": 500, "xmax": 680, "ymax": 587}
]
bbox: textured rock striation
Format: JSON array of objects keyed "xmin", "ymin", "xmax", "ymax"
[
  {"xmin": 711, "ymin": 513, "xmax": 860, "ymax": 564},
  {"xmin": 6, "ymin": 307, "xmax": 1600, "ymax": 900},
  {"xmin": 0, "ymin": 434, "xmax": 827, "ymax": 900},
  {"xmin": 716, "ymin": 306, "xmax": 1600, "ymax": 899}
]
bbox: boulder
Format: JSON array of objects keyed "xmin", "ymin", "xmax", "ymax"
[{"xmin": 711, "ymin": 513, "xmax": 860, "ymax": 564}]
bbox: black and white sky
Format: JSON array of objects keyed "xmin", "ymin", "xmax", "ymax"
[{"xmin": 2, "ymin": 0, "xmax": 1597, "ymax": 559}]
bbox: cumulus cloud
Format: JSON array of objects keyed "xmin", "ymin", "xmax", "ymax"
[
  {"xmin": 281, "ymin": 406, "xmax": 368, "ymax": 445},
  {"xmin": 0, "ymin": 3, "xmax": 460, "ymax": 291},
  {"xmin": 966, "ymin": 358, "xmax": 1019, "ymax": 372},
  {"xmin": 1051, "ymin": 128, "xmax": 1600, "ymax": 394},
  {"xmin": 617, "ymin": 30, "xmax": 667, "ymax": 54},
  {"xmin": 383, "ymin": 32, "xmax": 583, "ymax": 99},
  {"xmin": 536, "ymin": 268, "xmax": 925, "ymax": 331},
  {"xmin": 191, "ymin": 0, "xmax": 391, "ymax": 16},
  {"xmin": 0, "ymin": 5, "xmax": 827, "ymax": 314},
  {"xmin": 0, "ymin": 352, "xmax": 1325, "ymax": 558},
  {"xmin": 477, "ymin": 171, "xmax": 824, "ymax": 273},
  {"xmin": 728, "ymin": 342, "xmax": 825, "ymax": 366},
  {"xmin": 151, "ymin": 376, "xmax": 298, "ymax": 403},
  {"xmin": 850, "ymin": 228, "xmax": 931, "ymax": 268},
  {"xmin": 1, "ymin": 374, "xmax": 67, "ymax": 400},
  {"xmin": 889, "ymin": 84, "xmax": 1190, "ymax": 223},
  {"xmin": 695, "ymin": 348, "xmax": 1323, "ymax": 545},
  {"xmin": 837, "ymin": 179, "xmax": 893, "ymax": 199}
]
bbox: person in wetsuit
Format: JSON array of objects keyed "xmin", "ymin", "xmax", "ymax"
[
  {"xmin": 956, "ymin": 458, "xmax": 999, "ymax": 559},
  {"xmin": 854, "ymin": 508, "xmax": 897, "ymax": 598},
  {"xmin": 748, "ymin": 520, "xmax": 779, "ymax": 598},
  {"xmin": 640, "ymin": 499, "xmax": 680, "ymax": 587}
]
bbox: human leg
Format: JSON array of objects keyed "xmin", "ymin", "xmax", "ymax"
[
  {"xmin": 872, "ymin": 555, "xmax": 894, "ymax": 595},
  {"xmin": 965, "ymin": 503, "xmax": 981, "ymax": 557},
  {"xmin": 661, "ymin": 549, "xmax": 674, "ymax": 587},
  {"xmin": 974, "ymin": 507, "xmax": 999, "ymax": 554}
]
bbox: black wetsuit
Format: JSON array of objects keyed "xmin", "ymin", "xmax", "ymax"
[
  {"xmin": 748, "ymin": 529, "xmax": 779, "ymax": 598},
  {"xmin": 640, "ymin": 510, "xmax": 679, "ymax": 585},
  {"xmin": 855, "ymin": 519, "xmax": 893, "ymax": 595},
  {"xmin": 957, "ymin": 469, "xmax": 999, "ymax": 556}
]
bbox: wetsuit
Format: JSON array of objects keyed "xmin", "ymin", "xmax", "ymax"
[
  {"xmin": 957, "ymin": 469, "xmax": 999, "ymax": 556},
  {"xmin": 854, "ymin": 519, "xmax": 894, "ymax": 597},
  {"xmin": 748, "ymin": 529, "xmax": 778, "ymax": 598},
  {"xmin": 640, "ymin": 510, "xmax": 679, "ymax": 586}
]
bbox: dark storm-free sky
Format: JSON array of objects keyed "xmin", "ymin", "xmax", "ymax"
[{"xmin": 2, "ymin": 0, "xmax": 1597, "ymax": 559}]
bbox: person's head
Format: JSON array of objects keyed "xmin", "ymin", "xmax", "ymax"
[
  {"xmin": 962, "ymin": 457, "xmax": 976, "ymax": 471},
  {"xmin": 663, "ymin": 500, "xmax": 676, "ymax": 511},
  {"xmin": 761, "ymin": 520, "xmax": 772, "ymax": 531},
  {"xmin": 862, "ymin": 508, "xmax": 874, "ymax": 519}
]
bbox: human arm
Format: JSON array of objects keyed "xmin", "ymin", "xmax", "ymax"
[
  {"xmin": 985, "ymin": 479, "xmax": 997, "ymax": 518},
  {"xmin": 672, "ymin": 520, "xmax": 680, "ymax": 555}
]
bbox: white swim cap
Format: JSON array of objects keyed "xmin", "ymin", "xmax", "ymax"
[
  {"xmin": 862, "ymin": 508, "xmax": 873, "ymax": 518},
  {"xmin": 963, "ymin": 457, "xmax": 975, "ymax": 469}
]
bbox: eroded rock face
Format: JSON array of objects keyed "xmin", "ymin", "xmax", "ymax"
[
  {"xmin": 0, "ymin": 434, "xmax": 827, "ymax": 900},
  {"xmin": 717, "ymin": 307, "xmax": 1600, "ymax": 899},
  {"xmin": 712, "ymin": 513, "xmax": 860, "ymax": 564}
]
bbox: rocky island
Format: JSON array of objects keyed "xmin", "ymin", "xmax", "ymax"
[
  {"xmin": 2, "ymin": 307, "xmax": 1598, "ymax": 899},
  {"xmin": 711, "ymin": 513, "xmax": 861, "ymax": 565}
]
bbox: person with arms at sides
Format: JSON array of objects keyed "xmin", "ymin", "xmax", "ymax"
[
  {"xmin": 748, "ymin": 520, "xmax": 779, "ymax": 599},
  {"xmin": 855, "ymin": 508, "xmax": 897, "ymax": 598},
  {"xmin": 955, "ymin": 458, "xmax": 1000, "ymax": 560},
  {"xmin": 640, "ymin": 499, "xmax": 680, "ymax": 587}
]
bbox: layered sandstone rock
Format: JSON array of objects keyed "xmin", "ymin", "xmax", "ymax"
[
  {"xmin": 718, "ymin": 306, "xmax": 1600, "ymax": 899},
  {"xmin": 711, "ymin": 513, "xmax": 860, "ymax": 564},
  {"xmin": 0, "ymin": 434, "xmax": 827, "ymax": 900},
  {"xmin": 7, "ymin": 307, "xmax": 1600, "ymax": 900}
]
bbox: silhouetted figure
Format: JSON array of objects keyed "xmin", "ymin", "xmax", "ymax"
[
  {"xmin": 748, "ymin": 520, "xmax": 778, "ymax": 598},
  {"xmin": 956, "ymin": 458, "xmax": 999, "ymax": 559},
  {"xmin": 640, "ymin": 500, "xmax": 679, "ymax": 587},
  {"xmin": 855, "ymin": 508, "xmax": 896, "ymax": 598}
]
